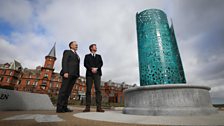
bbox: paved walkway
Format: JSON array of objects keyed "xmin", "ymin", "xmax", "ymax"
[
  {"xmin": 74, "ymin": 111, "xmax": 224, "ymax": 126},
  {"xmin": 0, "ymin": 106, "xmax": 223, "ymax": 126}
]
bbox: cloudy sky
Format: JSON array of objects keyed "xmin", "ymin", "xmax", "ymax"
[{"xmin": 0, "ymin": 0, "xmax": 223, "ymax": 102}]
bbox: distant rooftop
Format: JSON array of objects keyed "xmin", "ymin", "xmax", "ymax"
[{"xmin": 0, "ymin": 60, "xmax": 23, "ymax": 71}]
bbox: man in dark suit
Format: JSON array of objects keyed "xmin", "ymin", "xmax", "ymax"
[
  {"xmin": 56, "ymin": 41, "xmax": 80, "ymax": 113},
  {"xmin": 83, "ymin": 44, "xmax": 105, "ymax": 112}
]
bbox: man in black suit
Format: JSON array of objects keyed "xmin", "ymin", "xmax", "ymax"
[
  {"xmin": 83, "ymin": 44, "xmax": 105, "ymax": 112},
  {"xmin": 56, "ymin": 41, "xmax": 80, "ymax": 113}
]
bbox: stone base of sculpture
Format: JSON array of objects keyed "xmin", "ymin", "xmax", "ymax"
[{"xmin": 122, "ymin": 84, "xmax": 217, "ymax": 116}]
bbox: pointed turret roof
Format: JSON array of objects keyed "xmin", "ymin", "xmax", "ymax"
[{"xmin": 46, "ymin": 43, "xmax": 56, "ymax": 59}]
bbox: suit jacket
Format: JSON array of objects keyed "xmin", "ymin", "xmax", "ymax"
[
  {"xmin": 60, "ymin": 50, "xmax": 80, "ymax": 78},
  {"xmin": 84, "ymin": 53, "xmax": 103, "ymax": 77}
]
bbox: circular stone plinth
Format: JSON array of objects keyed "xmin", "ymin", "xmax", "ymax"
[{"xmin": 123, "ymin": 84, "xmax": 217, "ymax": 116}]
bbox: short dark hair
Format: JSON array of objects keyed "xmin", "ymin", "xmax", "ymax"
[
  {"xmin": 69, "ymin": 41, "xmax": 75, "ymax": 49},
  {"xmin": 89, "ymin": 44, "xmax": 96, "ymax": 51}
]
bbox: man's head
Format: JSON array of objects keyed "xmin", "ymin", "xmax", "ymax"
[
  {"xmin": 89, "ymin": 44, "xmax": 97, "ymax": 53},
  {"xmin": 69, "ymin": 41, "xmax": 78, "ymax": 51}
]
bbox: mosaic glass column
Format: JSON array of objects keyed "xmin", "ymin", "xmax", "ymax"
[{"xmin": 136, "ymin": 9, "xmax": 186, "ymax": 86}]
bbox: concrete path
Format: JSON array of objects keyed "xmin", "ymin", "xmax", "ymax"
[
  {"xmin": 1, "ymin": 106, "xmax": 224, "ymax": 126},
  {"xmin": 74, "ymin": 110, "xmax": 224, "ymax": 126}
]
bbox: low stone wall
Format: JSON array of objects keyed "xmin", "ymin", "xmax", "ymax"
[{"xmin": 0, "ymin": 88, "xmax": 54, "ymax": 111}]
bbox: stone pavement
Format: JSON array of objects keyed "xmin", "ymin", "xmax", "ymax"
[
  {"xmin": 74, "ymin": 110, "xmax": 224, "ymax": 126},
  {"xmin": 0, "ymin": 106, "xmax": 224, "ymax": 126}
]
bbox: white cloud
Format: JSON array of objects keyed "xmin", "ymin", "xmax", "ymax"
[
  {"xmin": 0, "ymin": 38, "xmax": 17, "ymax": 62},
  {"xmin": 0, "ymin": 0, "xmax": 224, "ymax": 101},
  {"xmin": 0, "ymin": 32, "xmax": 54, "ymax": 69},
  {"xmin": 0, "ymin": 0, "xmax": 33, "ymax": 31}
]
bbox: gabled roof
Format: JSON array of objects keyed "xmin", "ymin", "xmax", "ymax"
[{"xmin": 9, "ymin": 60, "xmax": 23, "ymax": 71}]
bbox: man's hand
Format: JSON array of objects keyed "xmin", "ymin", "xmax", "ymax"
[
  {"xmin": 64, "ymin": 73, "xmax": 69, "ymax": 78},
  {"xmin": 91, "ymin": 68, "xmax": 98, "ymax": 74}
]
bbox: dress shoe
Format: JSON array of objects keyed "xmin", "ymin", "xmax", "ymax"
[
  {"xmin": 64, "ymin": 108, "xmax": 73, "ymax": 112},
  {"xmin": 83, "ymin": 107, "xmax": 90, "ymax": 112},
  {"xmin": 56, "ymin": 109, "xmax": 65, "ymax": 113},
  {"xmin": 96, "ymin": 108, "xmax": 105, "ymax": 112}
]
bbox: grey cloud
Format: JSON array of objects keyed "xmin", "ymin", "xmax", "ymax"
[
  {"xmin": 171, "ymin": 0, "xmax": 224, "ymax": 40},
  {"xmin": 0, "ymin": 0, "xmax": 34, "ymax": 32},
  {"xmin": 0, "ymin": 1, "xmax": 224, "ymax": 100}
]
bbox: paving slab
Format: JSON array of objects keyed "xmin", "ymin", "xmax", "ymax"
[{"xmin": 1, "ymin": 106, "xmax": 223, "ymax": 126}]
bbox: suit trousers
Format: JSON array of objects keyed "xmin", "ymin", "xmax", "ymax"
[
  {"xmin": 57, "ymin": 76, "xmax": 77, "ymax": 110},
  {"xmin": 86, "ymin": 74, "xmax": 102, "ymax": 108}
]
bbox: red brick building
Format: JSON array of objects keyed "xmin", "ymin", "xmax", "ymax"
[
  {"xmin": 0, "ymin": 44, "xmax": 132, "ymax": 104},
  {"xmin": 0, "ymin": 61, "xmax": 22, "ymax": 89}
]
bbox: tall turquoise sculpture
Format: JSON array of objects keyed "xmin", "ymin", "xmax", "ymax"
[
  {"xmin": 123, "ymin": 9, "xmax": 217, "ymax": 116},
  {"xmin": 136, "ymin": 9, "xmax": 186, "ymax": 86}
]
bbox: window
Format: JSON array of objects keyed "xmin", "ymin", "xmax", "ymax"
[
  {"xmin": 44, "ymin": 74, "xmax": 48, "ymax": 78},
  {"xmin": 50, "ymin": 82, "xmax": 52, "ymax": 88},
  {"xmin": 26, "ymin": 80, "xmax": 30, "ymax": 85},
  {"xmin": 29, "ymin": 75, "xmax": 32, "ymax": 78},
  {"xmin": 32, "ymin": 81, "xmax": 36, "ymax": 86},
  {"xmin": 0, "ymin": 76, "xmax": 3, "ymax": 82},
  {"xmin": 7, "ymin": 77, "xmax": 10, "ymax": 83},
  {"xmin": 56, "ymin": 84, "xmax": 59, "ymax": 88},
  {"xmin": 2, "ymin": 70, "xmax": 6, "ymax": 74},
  {"xmin": 35, "ymin": 81, "xmax": 38, "ymax": 86},
  {"xmin": 42, "ymin": 80, "xmax": 47, "ymax": 84},
  {"xmin": 47, "ymin": 64, "xmax": 51, "ymax": 68},
  {"xmin": 10, "ymin": 71, "xmax": 13, "ymax": 75},
  {"xmin": 17, "ymin": 80, "xmax": 21, "ymax": 85},
  {"xmin": 41, "ymin": 86, "xmax": 46, "ymax": 90},
  {"xmin": 51, "ymin": 77, "xmax": 55, "ymax": 81}
]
